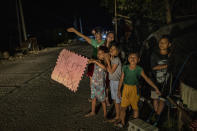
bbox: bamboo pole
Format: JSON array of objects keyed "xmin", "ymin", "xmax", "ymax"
[
  {"xmin": 16, "ymin": 0, "xmax": 22, "ymax": 46},
  {"xmin": 165, "ymin": 0, "xmax": 172, "ymax": 24},
  {"xmin": 114, "ymin": 0, "xmax": 118, "ymax": 41},
  {"xmin": 18, "ymin": 0, "xmax": 27, "ymax": 41},
  {"xmin": 117, "ymin": 14, "xmax": 129, "ymax": 19}
]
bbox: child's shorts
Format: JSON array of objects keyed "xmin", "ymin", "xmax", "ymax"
[
  {"xmin": 151, "ymin": 91, "xmax": 166, "ymax": 101},
  {"xmin": 91, "ymin": 84, "xmax": 105, "ymax": 102},
  {"xmin": 110, "ymin": 80, "xmax": 121, "ymax": 104},
  {"xmin": 86, "ymin": 63, "xmax": 94, "ymax": 77},
  {"xmin": 121, "ymin": 84, "xmax": 139, "ymax": 110}
]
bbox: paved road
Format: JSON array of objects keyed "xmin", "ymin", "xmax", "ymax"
[{"xmin": 0, "ymin": 44, "xmax": 125, "ymax": 131}]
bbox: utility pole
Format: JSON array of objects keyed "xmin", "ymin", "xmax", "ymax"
[
  {"xmin": 114, "ymin": 0, "xmax": 118, "ymax": 41},
  {"xmin": 18, "ymin": 0, "xmax": 27, "ymax": 41},
  {"xmin": 165, "ymin": 0, "xmax": 172, "ymax": 24},
  {"xmin": 16, "ymin": 0, "xmax": 22, "ymax": 46}
]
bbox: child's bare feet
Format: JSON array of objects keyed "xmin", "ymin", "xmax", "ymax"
[
  {"xmin": 108, "ymin": 117, "xmax": 119, "ymax": 123},
  {"xmin": 103, "ymin": 116, "xmax": 108, "ymax": 122},
  {"xmin": 84, "ymin": 112, "xmax": 95, "ymax": 117}
]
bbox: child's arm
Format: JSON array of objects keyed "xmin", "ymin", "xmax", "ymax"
[
  {"xmin": 107, "ymin": 63, "xmax": 118, "ymax": 74},
  {"xmin": 89, "ymin": 59, "xmax": 106, "ymax": 70},
  {"xmin": 118, "ymin": 71, "xmax": 124, "ymax": 98},
  {"xmin": 105, "ymin": 56, "xmax": 119, "ymax": 74},
  {"xmin": 141, "ymin": 70, "xmax": 161, "ymax": 95},
  {"xmin": 152, "ymin": 64, "xmax": 168, "ymax": 70},
  {"xmin": 104, "ymin": 53, "xmax": 111, "ymax": 67},
  {"xmin": 150, "ymin": 53, "xmax": 168, "ymax": 71},
  {"xmin": 67, "ymin": 27, "xmax": 91, "ymax": 44},
  {"xmin": 104, "ymin": 55, "xmax": 118, "ymax": 74}
]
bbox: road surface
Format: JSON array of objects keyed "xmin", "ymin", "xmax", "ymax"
[{"xmin": 0, "ymin": 43, "xmax": 125, "ymax": 131}]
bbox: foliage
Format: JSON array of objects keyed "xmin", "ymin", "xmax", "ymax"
[{"xmin": 101, "ymin": 0, "xmax": 166, "ymax": 24}]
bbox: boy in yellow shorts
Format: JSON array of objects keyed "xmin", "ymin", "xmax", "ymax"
[{"xmin": 116, "ymin": 52, "xmax": 161, "ymax": 127}]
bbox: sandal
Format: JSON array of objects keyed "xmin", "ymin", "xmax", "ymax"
[
  {"xmin": 114, "ymin": 119, "xmax": 126, "ymax": 128},
  {"xmin": 114, "ymin": 123, "xmax": 124, "ymax": 128},
  {"xmin": 114, "ymin": 119, "xmax": 121, "ymax": 125}
]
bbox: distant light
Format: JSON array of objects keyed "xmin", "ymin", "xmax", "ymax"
[
  {"xmin": 102, "ymin": 34, "xmax": 106, "ymax": 39},
  {"xmin": 58, "ymin": 33, "xmax": 62, "ymax": 36}
]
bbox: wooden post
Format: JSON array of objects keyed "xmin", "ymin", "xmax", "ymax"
[
  {"xmin": 178, "ymin": 106, "xmax": 183, "ymax": 131},
  {"xmin": 167, "ymin": 96, "xmax": 192, "ymax": 130},
  {"xmin": 114, "ymin": 0, "xmax": 118, "ymax": 41},
  {"xmin": 18, "ymin": 0, "xmax": 27, "ymax": 41},
  {"xmin": 165, "ymin": 0, "xmax": 172, "ymax": 24},
  {"xmin": 168, "ymin": 106, "xmax": 170, "ymax": 128},
  {"xmin": 16, "ymin": 0, "xmax": 22, "ymax": 46}
]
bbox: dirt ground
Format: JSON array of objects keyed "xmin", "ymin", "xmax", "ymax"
[{"xmin": 0, "ymin": 43, "xmax": 127, "ymax": 131}]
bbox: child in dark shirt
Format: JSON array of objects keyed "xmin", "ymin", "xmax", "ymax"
[{"xmin": 150, "ymin": 35, "xmax": 172, "ymax": 125}]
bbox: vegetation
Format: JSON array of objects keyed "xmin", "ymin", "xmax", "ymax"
[{"xmin": 100, "ymin": 0, "xmax": 197, "ymax": 37}]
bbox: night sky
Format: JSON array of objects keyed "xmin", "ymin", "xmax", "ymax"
[{"xmin": 9, "ymin": 0, "xmax": 113, "ymax": 35}]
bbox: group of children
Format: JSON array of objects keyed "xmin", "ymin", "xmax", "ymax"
[{"xmin": 67, "ymin": 27, "xmax": 172, "ymax": 128}]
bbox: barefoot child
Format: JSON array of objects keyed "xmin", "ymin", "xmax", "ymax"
[
  {"xmin": 103, "ymin": 31, "xmax": 115, "ymax": 106},
  {"xmin": 85, "ymin": 46, "xmax": 109, "ymax": 119},
  {"xmin": 106, "ymin": 44, "xmax": 122, "ymax": 122},
  {"xmin": 117, "ymin": 52, "xmax": 161, "ymax": 127}
]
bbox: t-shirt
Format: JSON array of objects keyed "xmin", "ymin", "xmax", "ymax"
[
  {"xmin": 92, "ymin": 63, "xmax": 106, "ymax": 87},
  {"xmin": 109, "ymin": 57, "xmax": 122, "ymax": 81},
  {"xmin": 151, "ymin": 52, "xmax": 169, "ymax": 84},
  {"xmin": 91, "ymin": 39, "xmax": 104, "ymax": 59},
  {"xmin": 123, "ymin": 65, "xmax": 142, "ymax": 86}
]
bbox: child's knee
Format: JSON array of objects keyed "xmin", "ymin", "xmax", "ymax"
[
  {"xmin": 153, "ymin": 99, "xmax": 158, "ymax": 103},
  {"xmin": 120, "ymin": 107, "xmax": 127, "ymax": 112},
  {"xmin": 92, "ymin": 98, "xmax": 96, "ymax": 101},
  {"xmin": 133, "ymin": 109, "xmax": 138, "ymax": 113},
  {"xmin": 101, "ymin": 101, "xmax": 106, "ymax": 104}
]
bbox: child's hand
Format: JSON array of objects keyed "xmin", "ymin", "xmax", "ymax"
[
  {"xmin": 88, "ymin": 59, "xmax": 95, "ymax": 64},
  {"xmin": 104, "ymin": 53, "xmax": 110, "ymax": 59},
  {"xmin": 88, "ymin": 59, "xmax": 93, "ymax": 64},
  {"xmin": 104, "ymin": 54, "xmax": 110, "ymax": 63},
  {"xmin": 117, "ymin": 91, "xmax": 121, "ymax": 99},
  {"xmin": 67, "ymin": 27, "xmax": 75, "ymax": 32}
]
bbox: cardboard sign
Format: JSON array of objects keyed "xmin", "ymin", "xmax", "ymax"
[{"xmin": 51, "ymin": 49, "xmax": 88, "ymax": 92}]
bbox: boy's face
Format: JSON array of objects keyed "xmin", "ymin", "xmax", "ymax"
[
  {"xmin": 110, "ymin": 46, "xmax": 118, "ymax": 57},
  {"xmin": 128, "ymin": 53, "xmax": 139, "ymax": 65},
  {"xmin": 159, "ymin": 38, "xmax": 170, "ymax": 50},
  {"xmin": 92, "ymin": 29, "xmax": 96, "ymax": 35},
  {"xmin": 95, "ymin": 33, "xmax": 102, "ymax": 41},
  {"xmin": 97, "ymin": 50, "xmax": 105, "ymax": 60},
  {"xmin": 107, "ymin": 33, "xmax": 114, "ymax": 42}
]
